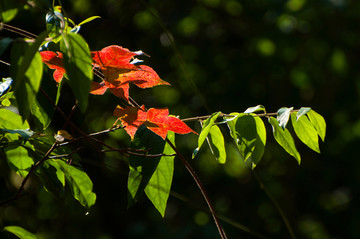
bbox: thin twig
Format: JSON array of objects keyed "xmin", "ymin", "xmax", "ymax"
[
  {"xmin": 166, "ymin": 138, "xmax": 228, "ymax": 239},
  {"xmin": 1, "ymin": 23, "xmax": 38, "ymax": 39},
  {"xmin": 0, "ymin": 142, "xmax": 58, "ymax": 206},
  {"xmin": 252, "ymin": 171, "xmax": 297, "ymax": 239}
]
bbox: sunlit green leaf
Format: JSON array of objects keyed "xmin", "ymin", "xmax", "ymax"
[
  {"xmin": 207, "ymin": 125, "xmax": 226, "ymax": 164},
  {"xmin": 269, "ymin": 117, "xmax": 301, "ymax": 164},
  {"xmin": 10, "ymin": 32, "xmax": 47, "ymax": 120},
  {"xmin": 0, "ymin": 108, "xmax": 29, "ymax": 129},
  {"xmin": 5, "ymin": 145, "xmax": 34, "ymax": 177},
  {"xmin": 4, "ymin": 226, "xmax": 38, "ymax": 239},
  {"xmin": 78, "ymin": 16, "xmax": 101, "ymax": 26},
  {"xmin": 0, "ymin": 0, "xmax": 21, "ymax": 23},
  {"xmin": 227, "ymin": 113, "xmax": 266, "ymax": 167},
  {"xmin": 297, "ymin": 107, "xmax": 311, "ymax": 120},
  {"xmin": 57, "ymin": 160, "xmax": 96, "ymax": 210},
  {"xmin": 244, "ymin": 105, "xmax": 266, "ymax": 114},
  {"xmin": 192, "ymin": 111, "xmax": 221, "ymax": 158},
  {"xmin": 60, "ymin": 33, "xmax": 93, "ymax": 112},
  {"xmin": 145, "ymin": 131, "xmax": 175, "ymax": 217},
  {"xmin": 291, "ymin": 113, "xmax": 320, "ymax": 153},
  {"xmin": 307, "ymin": 110, "xmax": 326, "ymax": 142},
  {"xmin": 277, "ymin": 107, "xmax": 293, "ymax": 129},
  {"xmin": 128, "ymin": 125, "xmax": 166, "ymax": 208},
  {"xmin": 37, "ymin": 159, "xmax": 65, "ymax": 198}
]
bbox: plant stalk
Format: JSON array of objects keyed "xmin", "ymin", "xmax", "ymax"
[{"xmin": 166, "ymin": 138, "xmax": 228, "ymax": 239}]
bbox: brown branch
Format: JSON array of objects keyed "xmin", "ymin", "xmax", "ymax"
[
  {"xmin": 1, "ymin": 23, "xmax": 37, "ymax": 39},
  {"xmin": 166, "ymin": 138, "xmax": 228, "ymax": 239},
  {"xmin": 0, "ymin": 142, "xmax": 58, "ymax": 206}
]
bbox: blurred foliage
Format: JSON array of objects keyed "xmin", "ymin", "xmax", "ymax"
[{"xmin": 1, "ymin": 0, "xmax": 359, "ymax": 238}]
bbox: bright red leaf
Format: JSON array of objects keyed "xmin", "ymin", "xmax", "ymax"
[
  {"xmin": 91, "ymin": 45, "xmax": 170, "ymax": 101},
  {"xmin": 113, "ymin": 105, "xmax": 147, "ymax": 139},
  {"xmin": 40, "ymin": 51, "xmax": 66, "ymax": 83},
  {"xmin": 114, "ymin": 106, "xmax": 196, "ymax": 140}
]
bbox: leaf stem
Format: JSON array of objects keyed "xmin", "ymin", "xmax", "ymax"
[{"xmin": 166, "ymin": 138, "xmax": 228, "ymax": 239}]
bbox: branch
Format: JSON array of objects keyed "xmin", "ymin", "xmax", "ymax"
[
  {"xmin": 181, "ymin": 111, "xmax": 298, "ymax": 122},
  {"xmin": 166, "ymin": 138, "xmax": 228, "ymax": 239},
  {"xmin": 0, "ymin": 142, "xmax": 58, "ymax": 206}
]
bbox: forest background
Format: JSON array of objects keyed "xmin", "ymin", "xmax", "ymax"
[{"xmin": 0, "ymin": 0, "xmax": 358, "ymax": 238}]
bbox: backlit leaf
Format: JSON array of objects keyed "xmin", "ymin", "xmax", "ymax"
[
  {"xmin": 296, "ymin": 107, "xmax": 311, "ymax": 120},
  {"xmin": 192, "ymin": 112, "xmax": 221, "ymax": 158},
  {"xmin": 145, "ymin": 131, "xmax": 175, "ymax": 217},
  {"xmin": 10, "ymin": 32, "xmax": 47, "ymax": 120},
  {"xmin": 128, "ymin": 125, "xmax": 166, "ymax": 207},
  {"xmin": 60, "ymin": 33, "xmax": 93, "ymax": 112},
  {"xmin": 57, "ymin": 160, "xmax": 96, "ymax": 210},
  {"xmin": 5, "ymin": 145, "xmax": 34, "ymax": 177},
  {"xmin": 91, "ymin": 45, "xmax": 169, "ymax": 101},
  {"xmin": 227, "ymin": 114, "xmax": 266, "ymax": 167},
  {"xmin": 0, "ymin": 108, "xmax": 29, "ymax": 129},
  {"xmin": 307, "ymin": 110, "xmax": 326, "ymax": 142},
  {"xmin": 277, "ymin": 107, "xmax": 293, "ymax": 129},
  {"xmin": 4, "ymin": 226, "xmax": 38, "ymax": 239},
  {"xmin": 40, "ymin": 51, "xmax": 66, "ymax": 83},
  {"xmin": 291, "ymin": 113, "xmax": 320, "ymax": 153},
  {"xmin": 269, "ymin": 117, "xmax": 301, "ymax": 164},
  {"xmin": 244, "ymin": 105, "xmax": 266, "ymax": 114},
  {"xmin": 207, "ymin": 125, "xmax": 226, "ymax": 164}
]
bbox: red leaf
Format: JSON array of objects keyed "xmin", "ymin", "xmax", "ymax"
[
  {"xmin": 90, "ymin": 81, "xmax": 108, "ymax": 95},
  {"xmin": 146, "ymin": 108, "xmax": 196, "ymax": 139},
  {"xmin": 121, "ymin": 65, "xmax": 170, "ymax": 89},
  {"xmin": 91, "ymin": 45, "xmax": 140, "ymax": 70},
  {"xmin": 113, "ymin": 106, "xmax": 196, "ymax": 140},
  {"xmin": 90, "ymin": 45, "xmax": 170, "ymax": 101},
  {"xmin": 113, "ymin": 105, "xmax": 147, "ymax": 139},
  {"xmin": 40, "ymin": 51, "xmax": 66, "ymax": 83}
]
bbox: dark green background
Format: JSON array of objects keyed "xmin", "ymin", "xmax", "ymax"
[{"xmin": 1, "ymin": 0, "xmax": 359, "ymax": 238}]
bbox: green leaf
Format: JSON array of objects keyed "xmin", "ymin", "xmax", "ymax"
[
  {"xmin": 60, "ymin": 33, "xmax": 93, "ymax": 112},
  {"xmin": 192, "ymin": 112, "xmax": 221, "ymax": 158},
  {"xmin": 10, "ymin": 32, "xmax": 47, "ymax": 120},
  {"xmin": 4, "ymin": 226, "xmax": 38, "ymax": 239},
  {"xmin": 128, "ymin": 125, "xmax": 166, "ymax": 208},
  {"xmin": 0, "ymin": 109, "xmax": 29, "ymax": 129},
  {"xmin": 1, "ymin": 129, "xmax": 34, "ymax": 140},
  {"xmin": 78, "ymin": 16, "xmax": 101, "ymax": 26},
  {"xmin": 297, "ymin": 107, "xmax": 311, "ymax": 120},
  {"xmin": 244, "ymin": 105, "xmax": 266, "ymax": 114},
  {"xmin": 307, "ymin": 110, "xmax": 326, "ymax": 142},
  {"xmin": 37, "ymin": 159, "xmax": 65, "ymax": 198},
  {"xmin": 207, "ymin": 125, "xmax": 226, "ymax": 164},
  {"xmin": 56, "ymin": 160, "xmax": 96, "ymax": 210},
  {"xmin": 277, "ymin": 107, "xmax": 293, "ymax": 129},
  {"xmin": 269, "ymin": 117, "xmax": 301, "ymax": 164},
  {"xmin": 227, "ymin": 114, "xmax": 266, "ymax": 168},
  {"xmin": 291, "ymin": 113, "xmax": 320, "ymax": 153},
  {"xmin": 144, "ymin": 131, "xmax": 175, "ymax": 217},
  {"xmin": 0, "ymin": 0, "xmax": 21, "ymax": 23},
  {"xmin": 31, "ymin": 69, "xmax": 59, "ymax": 130},
  {"xmin": 4, "ymin": 145, "xmax": 35, "ymax": 177}
]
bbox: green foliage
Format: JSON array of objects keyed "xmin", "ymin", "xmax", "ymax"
[
  {"xmin": 0, "ymin": 2, "xmax": 329, "ymax": 238},
  {"xmin": 3, "ymin": 226, "xmax": 38, "ymax": 239},
  {"xmin": 60, "ymin": 33, "xmax": 93, "ymax": 112},
  {"xmin": 144, "ymin": 131, "xmax": 175, "ymax": 217},
  {"xmin": 269, "ymin": 117, "xmax": 301, "ymax": 164}
]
